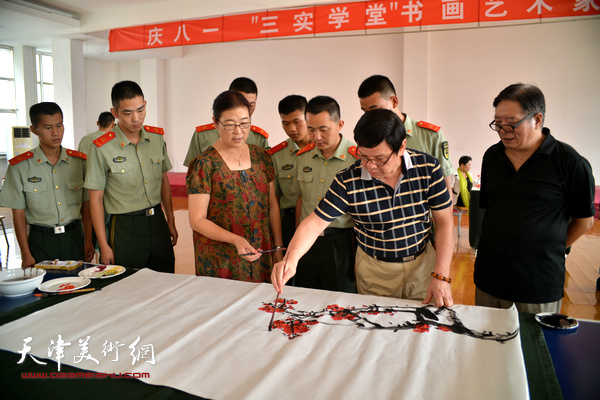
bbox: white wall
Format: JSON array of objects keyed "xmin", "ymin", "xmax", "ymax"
[
  {"xmin": 85, "ymin": 19, "xmax": 600, "ymax": 180},
  {"xmin": 163, "ymin": 33, "xmax": 404, "ymax": 169},
  {"xmin": 84, "ymin": 59, "xmax": 140, "ymax": 134},
  {"xmin": 427, "ymin": 18, "xmax": 600, "ymax": 179},
  {"xmin": 53, "ymin": 39, "xmax": 86, "ymax": 150}
]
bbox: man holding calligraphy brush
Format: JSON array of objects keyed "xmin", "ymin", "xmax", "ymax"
[{"xmin": 272, "ymin": 109, "xmax": 454, "ymax": 308}]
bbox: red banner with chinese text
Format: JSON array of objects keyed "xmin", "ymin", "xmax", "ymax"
[
  {"xmin": 109, "ymin": 1, "xmax": 600, "ymax": 52},
  {"xmin": 265, "ymin": 7, "xmax": 316, "ymax": 38},
  {"xmin": 421, "ymin": 0, "xmax": 479, "ymax": 26},
  {"xmin": 315, "ymin": 2, "xmax": 367, "ymax": 33}
]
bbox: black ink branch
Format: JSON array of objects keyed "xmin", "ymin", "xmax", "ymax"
[{"xmin": 259, "ymin": 299, "xmax": 518, "ymax": 342}]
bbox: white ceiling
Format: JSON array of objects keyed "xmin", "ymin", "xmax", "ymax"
[{"xmin": 0, "ymin": 0, "xmax": 332, "ymax": 61}]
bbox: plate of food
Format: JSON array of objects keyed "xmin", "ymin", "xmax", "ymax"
[
  {"xmin": 78, "ymin": 265, "xmax": 126, "ymax": 279},
  {"xmin": 535, "ymin": 312, "xmax": 579, "ymax": 330},
  {"xmin": 35, "ymin": 260, "xmax": 82, "ymax": 270},
  {"xmin": 38, "ymin": 277, "xmax": 91, "ymax": 293}
]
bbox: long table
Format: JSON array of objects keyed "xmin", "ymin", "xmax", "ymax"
[
  {"xmin": 0, "ymin": 267, "xmax": 566, "ymax": 399},
  {"xmin": 543, "ymin": 319, "xmax": 600, "ymax": 400}
]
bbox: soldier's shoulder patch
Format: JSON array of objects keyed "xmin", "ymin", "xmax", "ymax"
[
  {"xmin": 66, "ymin": 149, "xmax": 87, "ymax": 160},
  {"xmin": 348, "ymin": 146, "xmax": 359, "ymax": 159},
  {"xmin": 251, "ymin": 125, "xmax": 269, "ymax": 139},
  {"xmin": 9, "ymin": 151, "xmax": 34, "ymax": 165},
  {"xmin": 442, "ymin": 141, "xmax": 450, "ymax": 160},
  {"xmin": 297, "ymin": 142, "xmax": 316, "ymax": 156},
  {"xmin": 417, "ymin": 120, "xmax": 441, "ymax": 132},
  {"xmin": 93, "ymin": 131, "xmax": 116, "ymax": 148},
  {"xmin": 268, "ymin": 140, "xmax": 288, "ymax": 156},
  {"xmin": 144, "ymin": 125, "xmax": 164, "ymax": 135},
  {"xmin": 195, "ymin": 123, "xmax": 216, "ymax": 133}
]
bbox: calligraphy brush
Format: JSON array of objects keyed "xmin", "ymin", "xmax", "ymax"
[
  {"xmin": 268, "ymin": 252, "xmax": 288, "ymax": 331},
  {"xmin": 240, "ymin": 247, "xmax": 286, "ymax": 257},
  {"xmin": 34, "ymin": 288, "xmax": 99, "ymax": 297}
]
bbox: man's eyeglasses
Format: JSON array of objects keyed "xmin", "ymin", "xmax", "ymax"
[
  {"xmin": 219, "ymin": 120, "xmax": 252, "ymax": 131},
  {"xmin": 489, "ymin": 112, "xmax": 533, "ymax": 133},
  {"xmin": 357, "ymin": 150, "xmax": 395, "ymax": 167}
]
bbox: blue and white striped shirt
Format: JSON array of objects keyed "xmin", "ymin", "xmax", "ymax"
[{"xmin": 315, "ymin": 149, "xmax": 451, "ymax": 258}]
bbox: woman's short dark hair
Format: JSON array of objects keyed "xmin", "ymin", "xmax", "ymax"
[
  {"xmin": 458, "ymin": 156, "xmax": 472, "ymax": 166},
  {"xmin": 493, "ymin": 83, "xmax": 545, "ymax": 123},
  {"xmin": 354, "ymin": 109, "xmax": 406, "ymax": 153},
  {"xmin": 212, "ymin": 90, "xmax": 251, "ymax": 121}
]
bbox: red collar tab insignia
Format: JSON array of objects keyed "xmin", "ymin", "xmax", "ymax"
[
  {"xmin": 348, "ymin": 146, "xmax": 359, "ymax": 159},
  {"xmin": 144, "ymin": 125, "xmax": 164, "ymax": 135},
  {"xmin": 66, "ymin": 149, "xmax": 87, "ymax": 160},
  {"xmin": 93, "ymin": 131, "xmax": 116, "ymax": 148},
  {"xmin": 297, "ymin": 143, "xmax": 316, "ymax": 156},
  {"xmin": 268, "ymin": 140, "xmax": 288, "ymax": 156},
  {"xmin": 417, "ymin": 121, "xmax": 441, "ymax": 132},
  {"xmin": 9, "ymin": 151, "xmax": 34, "ymax": 165},
  {"xmin": 251, "ymin": 125, "xmax": 269, "ymax": 139},
  {"xmin": 195, "ymin": 123, "xmax": 216, "ymax": 133}
]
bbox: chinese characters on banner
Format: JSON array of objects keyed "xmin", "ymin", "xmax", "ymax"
[{"xmin": 109, "ymin": 0, "xmax": 600, "ymax": 52}]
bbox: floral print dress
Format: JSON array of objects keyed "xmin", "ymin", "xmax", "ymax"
[{"xmin": 186, "ymin": 145, "xmax": 275, "ymax": 282}]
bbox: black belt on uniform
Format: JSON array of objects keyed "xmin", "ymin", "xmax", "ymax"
[
  {"xmin": 282, "ymin": 208, "xmax": 295, "ymax": 215},
  {"xmin": 319, "ymin": 227, "xmax": 353, "ymax": 237},
  {"xmin": 30, "ymin": 220, "xmax": 79, "ymax": 235},
  {"xmin": 372, "ymin": 245, "xmax": 427, "ymax": 263},
  {"xmin": 120, "ymin": 204, "xmax": 160, "ymax": 217}
]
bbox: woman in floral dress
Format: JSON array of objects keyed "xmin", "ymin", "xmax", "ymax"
[{"xmin": 186, "ymin": 91, "xmax": 283, "ymax": 282}]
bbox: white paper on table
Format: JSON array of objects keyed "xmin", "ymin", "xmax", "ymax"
[{"xmin": 0, "ymin": 269, "xmax": 529, "ymax": 400}]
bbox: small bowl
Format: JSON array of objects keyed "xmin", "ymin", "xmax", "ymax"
[{"xmin": 0, "ymin": 268, "xmax": 46, "ymax": 297}]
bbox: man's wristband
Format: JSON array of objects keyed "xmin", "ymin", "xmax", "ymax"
[{"xmin": 431, "ymin": 272, "xmax": 452, "ymax": 283}]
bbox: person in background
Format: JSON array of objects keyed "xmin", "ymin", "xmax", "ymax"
[
  {"xmin": 78, "ymin": 111, "xmax": 115, "ymax": 156},
  {"xmin": 291, "ymin": 96, "xmax": 358, "ymax": 293},
  {"xmin": 475, "ymin": 83, "xmax": 595, "ymax": 314},
  {"xmin": 358, "ymin": 75, "xmax": 454, "ymax": 196},
  {"xmin": 85, "ymin": 80, "xmax": 178, "ymax": 272},
  {"xmin": 186, "ymin": 90, "xmax": 283, "ymax": 282},
  {"xmin": 272, "ymin": 109, "xmax": 454, "ymax": 307},
  {"xmin": 0, "ymin": 102, "xmax": 94, "ymax": 267},
  {"xmin": 78, "ymin": 111, "xmax": 116, "ymax": 260},
  {"xmin": 184, "ymin": 77, "xmax": 269, "ymax": 166},
  {"xmin": 452, "ymin": 155, "xmax": 473, "ymax": 209},
  {"xmin": 269, "ymin": 95, "xmax": 312, "ymax": 249}
]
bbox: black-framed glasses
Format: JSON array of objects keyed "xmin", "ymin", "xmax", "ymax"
[
  {"xmin": 357, "ymin": 149, "xmax": 395, "ymax": 167},
  {"xmin": 218, "ymin": 120, "xmax": 252, "ymax": 131},
  {"xmin": 489, "ymin": 112, "xmax": 533, "ymax": 133}
]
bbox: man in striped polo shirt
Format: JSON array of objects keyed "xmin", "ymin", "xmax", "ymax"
[{"xmin": 272, "ymin": 109, "xmax": 454, "ymax": 307}]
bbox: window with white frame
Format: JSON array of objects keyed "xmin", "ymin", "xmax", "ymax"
[
  {"xmin": 36, "ymin": 51, "xmax": 54, "ymax": 102},
  {"xmin": 0, "ymin": 46, "xmax": 17, "ymax": 156}
]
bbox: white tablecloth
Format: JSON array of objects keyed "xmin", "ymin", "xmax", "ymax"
[{"xmin": 0, "ymin": 269, "xmax": 528, "ymax": 399}]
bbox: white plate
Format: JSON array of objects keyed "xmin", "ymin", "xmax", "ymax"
[
  {"xmin": 535, "ymin": 312, "xmax": 579, "ymax": 330},
  {"xmin": 38, "ymin": 277, "xmax": 91, "ymax": 293},
  {"xmin": 79, "ymin": 265, "xmax": 126, "ymax": 279}
]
